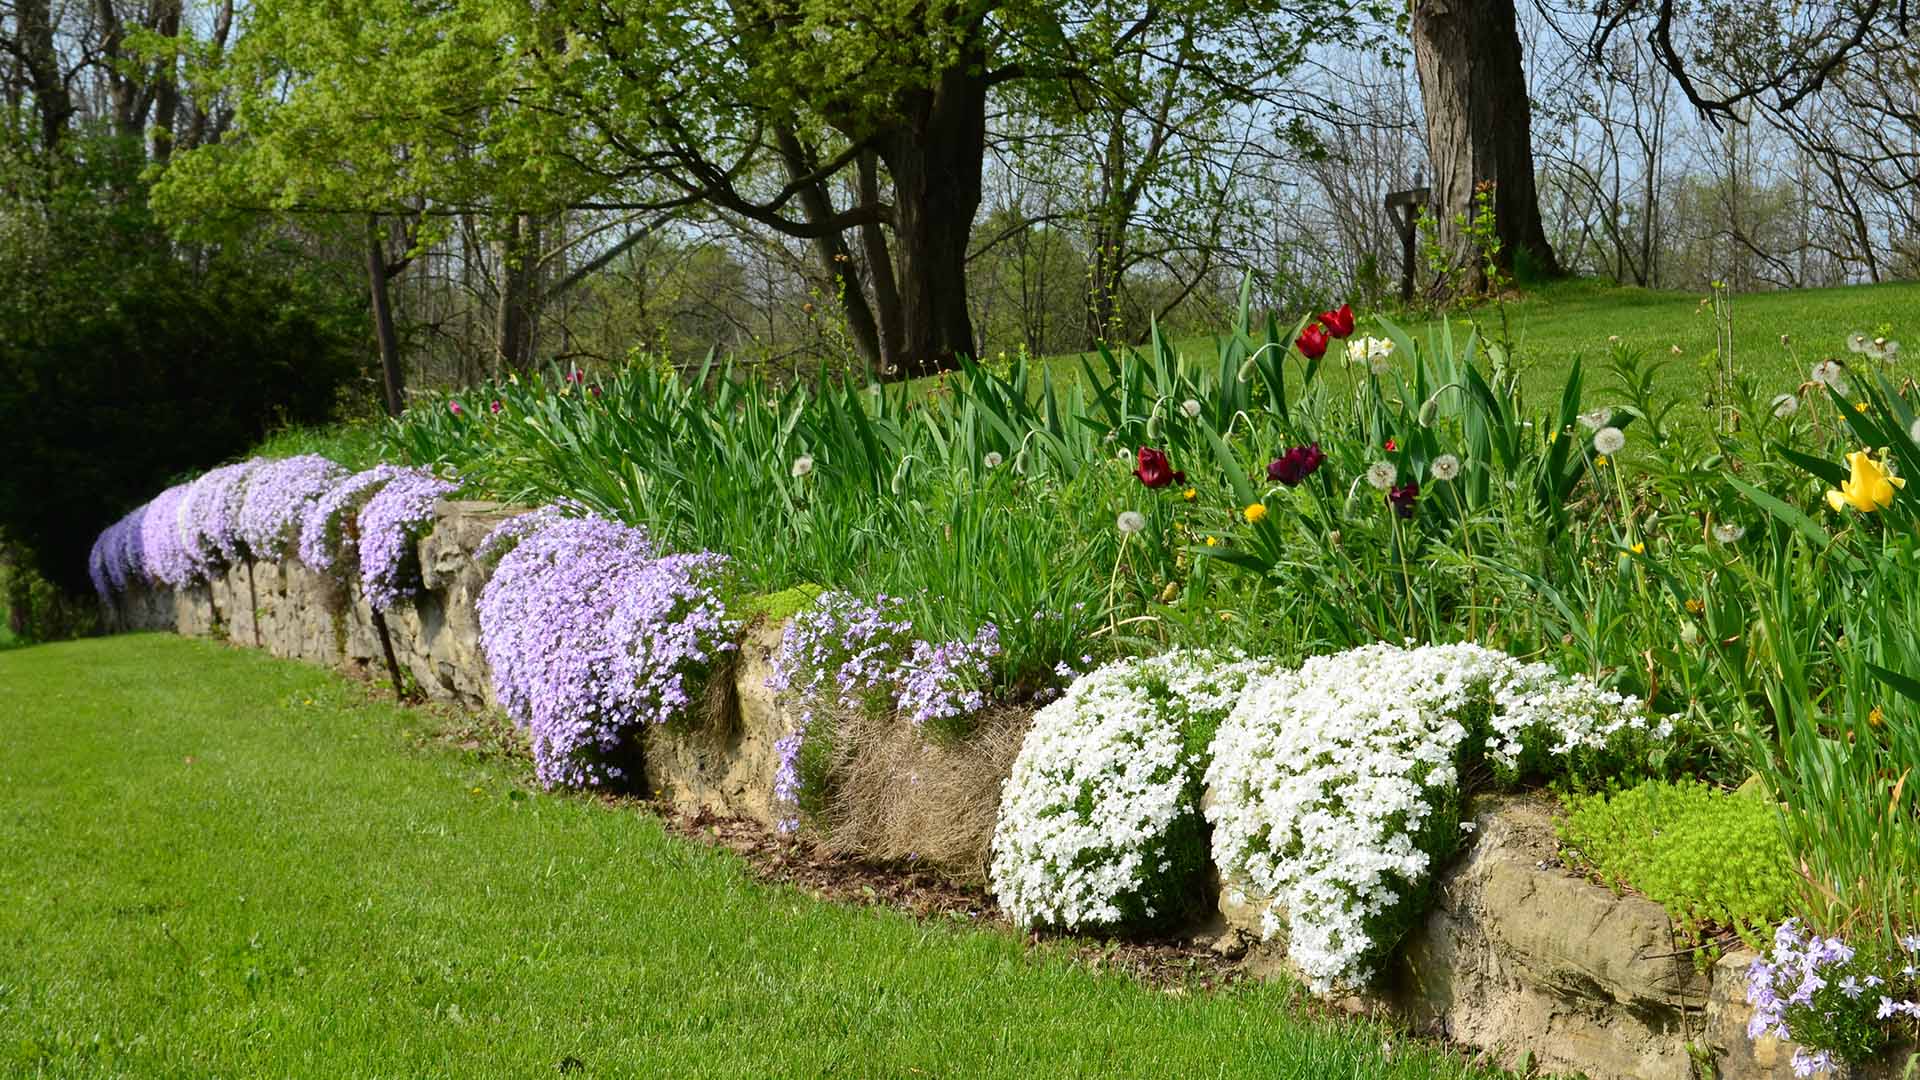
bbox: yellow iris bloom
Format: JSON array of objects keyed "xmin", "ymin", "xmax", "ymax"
[{"xmin": 1825, "ymin": 450, "xmax": 1905, "ymax": 513}]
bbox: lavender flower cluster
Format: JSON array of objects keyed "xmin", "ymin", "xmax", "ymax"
[
  {"xmin": 238, "ymin": 455, "xmax": 348, "ymax": 561},
  {"xmin": 767, "ymin": 591, "xmax": 1000, "ymax": 831},
  {"xmin": 297, "ymin": 464, "xmax": 410, "ymax": 573},
  {"xmin": 356, "ymin": 470, "xmax": 459, "ymax": 611},
  {"xmin": 180, "ymin": 460, "xmax": 263, "ymax": 573},
  {"xmin": 476, "ymin": 513, "xmax": 738, "ymax": 789},
  {"xmin": 90, "ymin": 457, "xmax": 457, "ymax": 609},
  {"xmin": 1746, "ymin": 918, "xmax": 1920, "ymax": 1076}
]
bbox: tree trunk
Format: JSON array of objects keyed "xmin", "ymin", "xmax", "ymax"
[
  {"xmin": 1411, "ymin": 0, "xmax": 1561, "ymax": 294},
  {"xmin": 366, "ymin": 215, "xmax": 407, "ymax": 418},
  {"xmin": 18, "ymin": 0, "xmax": 72, "ymax": 152},
  {"xmin": 494, "ymin": 214, "xmax": 537, "ymax": 372},
  {"xmin": 858, "ymin": 151, "xmax": 906, "ymax": 374},
  {"xmin": 875, "ymin": 58, "xmax": 987, "ymax": 380},
  {"xmin": 774, "ymin": 127, "xmax": 884, "ymax": 377},
  {"xmin": 1087, "ymin": 114, "xmax": 1129, "ymax": 344}
]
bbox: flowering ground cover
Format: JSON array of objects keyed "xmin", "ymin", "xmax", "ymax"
[
  {"xmin": 85, "ymin": 286, "xmax": 1920, "ymax": 1071},
  {"xmin": 0, "ymin": 634, "xmax": 1509, "ymax": 1080}
]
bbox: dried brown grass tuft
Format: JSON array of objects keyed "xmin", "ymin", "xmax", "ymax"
[{"xmin": 820, "ymin": 705, "xmax": 1033, "ymax": 885}]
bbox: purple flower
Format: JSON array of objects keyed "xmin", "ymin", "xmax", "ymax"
[
  {"xmin": 139, "ymin": 484, "xmax": 198, "ymax": 588},
  {"xmin": 356, "ymin": 470, "xmax": 459, "ymax": 611},
  {"xmin": 298, "ymin": 465, "xmax": 410, "ymax": 573},
  {"xmin": 477, "ymin": 513, "xmax": 738, "ymax": 789},
  {"xmin": 89, "ymin": 504, "xmax": 151, "ymax": 599},
  {"xmin": 181, "ymin": 460, "xmax": 266, "ymax": 572},
  {"xmin": 237, "ymin": 455, "xmax": 348, "ymax": 562}
]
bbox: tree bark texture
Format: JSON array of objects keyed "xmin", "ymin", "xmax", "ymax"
[
  {"xmin": 875, "ymin": 53, "xmax": 988, "ymax": 379},
  {"xmin": 1411, "ymin": 0, "xmax": 1561, "ymax": 293},
  {"xmin": 366, "ymin": 215, "xmax": 407, "ymax": 418}
]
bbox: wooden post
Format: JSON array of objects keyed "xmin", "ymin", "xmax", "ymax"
[{"xmin": 1385, "ymin": 186, "xmax": 1431, "ymax": 303}]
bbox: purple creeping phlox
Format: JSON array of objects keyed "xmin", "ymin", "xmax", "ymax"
[
  {"xmin": 181, "ymin": 460, "xmax": 265, "ymax": 574},
  {"xmin": 138, "ymin": 484, "xmax": 198, "ymax": 588},
  {"xmin": 1746, "ymin": 919, "xmax": 1920, "ymax": 1075},
  {"xmin": 298, "ymin": 464, "xmax": 411, "ymax": 573},
  {"xmin": 766, "ymin": 591, "xmax": 1000, "ymax": 832},
  {"xmin": 237, "ymin": 455, "xmax": 348, "ymax": 561},
  {"xmin": 476, "ymin": 513, "xmax": 738, "ymax": 789},
  {"xmin": 89, "ymin": 504, "xmax": 150, "ymax": 600},
  {"xmin": 356, "ymin": 470, "xmax": 459, "ymax": 612}
]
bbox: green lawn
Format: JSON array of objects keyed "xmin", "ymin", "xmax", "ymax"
[
  {"xmin": 1044, "ymin": 277, "xmax": 1920, "ymax": 409},
  {"xmin": 0, "ymin": 634, "xmax": 1501, "ymax": 1079}
]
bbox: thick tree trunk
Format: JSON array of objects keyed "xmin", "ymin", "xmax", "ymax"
[
  {"xmin": 366, "ymin": 215, "xmax": 407, "ymax": 418},
  {"xmin": 876, "ymin": 58, "xmax": 987, "ymax": 380},
  {"xmin": 1411, "ymin": 0, "xmax": 1561, "ymax": 294},
  {"xmin": 494, "ymin": 214, "xmax": 537, "ymax": 372}
]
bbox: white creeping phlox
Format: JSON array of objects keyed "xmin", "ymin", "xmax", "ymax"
[
  {"xmin": 1204, "ymin": 642, "xmax": 1660, "ymax": 992},
  {"xmin": 991, "ymin": 650, "xmax": 1270, "ymax": 932}
]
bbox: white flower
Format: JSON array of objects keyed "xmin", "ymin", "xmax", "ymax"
[
  {"xmin": 1116, "ymin": 511, "xmax": 1146, "ymax": 535},
  {"xmin": 1772, "ymin": 393, "xmax": 1801, "ymax": 419},
  {"xmin": 1181, "ymin": 399, "xmax": 1202, "ymax": 418},
  {"xmin": 1846, "ymin": 331, "xmax": 1871, "ymax": 354},
  {"xmin": 1577, "ymin": 409, "xmax": 1611, "ymax": 430},
  {"xmin": 1909, "ymin": 418, "xmax": 1920, "ymax": 446},
  {"xmin": 984, "ymin": 452, "xmax": 1003, "ymax": 469},
  {"xmin": 990, "ymin": 651, "xmax": 1270, "ymax": 931},
  {"xmin": 1430, "ymin": 454, "xmax": 1461, "ymax": 481},
  {"xmin": 1204, "ymin": 642, "xmax": 1651, "ymax": 992},
  {"xmin": 1117, "ymin": 448, "xmax": 1135, "ymax": 464},
  {"xmin": 790, "ymin": 455, "xmax": 814, "ymax": 478},
  {"xmin": 1811, "ymin": 360, "xmax": 1849, "ymax": 393},
  {"xmin": 1593, "ymin": 427, "xmax": 1626, "ymax": 455},
  {"xmin": 1713, "ymin": 522, "xmax": 1746, "ymax": 543},
  {"xmin": 1366, "ymin": 462, "xmax": 1396, "ymax": 491}
]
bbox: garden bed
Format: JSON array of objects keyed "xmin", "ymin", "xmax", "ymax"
[{"xmin": 101, "ymin": 496, "xmax": 1913, "ymax": 1080}]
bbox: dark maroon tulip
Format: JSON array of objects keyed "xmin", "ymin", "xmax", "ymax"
[
  {"xmin": 1266, "ymin": 443, "xmax": 1327, "ymax": 486},
  {"xmin": 1388, "ymin": 480, "xmax": 1420, "ymax": 519},
  {"xmin": 1133, "ymin": 446, "xmax": 1185, "ymax": 489},
  {"xmin": 490, "ymin": 399, "xmax": 503, "ymax": 415}
]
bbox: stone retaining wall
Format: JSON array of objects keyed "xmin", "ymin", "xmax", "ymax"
[{"xmin": 104, "ymin": 498, "xmax": 1911, "ymax": 1080}]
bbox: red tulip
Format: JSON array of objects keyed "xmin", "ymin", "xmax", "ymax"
[
  {"xmin": 1133, "ymin": 446, "xmax": 1186, "ymax": 489},
  {"xmin": 1318, "ymin": 303, "xmax": 1356, "ymax": 338},
  {"xmin": 448, "ymin": 401, "xmax": 464, "ymax": 416},
  {"xmin": 1296, "ymin": 323, "xmax": 1330, "ymax": 360},
  {"xmin": 1384, "ymin": 438, "xmax": 1397, "ymax": 452},
  {"xmin": 490, "ymin": 399, "xmax": 503, "ymax": 415}
]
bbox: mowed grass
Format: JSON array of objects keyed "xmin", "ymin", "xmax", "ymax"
[
  {"xmin": 0, "ymin": 634, "xmax": 1503, "ymax": 1080},
  {"xmin": 1040, "ymin": 277, "xmax": 1920, "ymax": 410}
]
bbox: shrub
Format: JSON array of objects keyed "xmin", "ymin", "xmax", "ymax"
[
  {"xmin": 238, "ymin": 455, "xmax": 349, "ymax": 561},
  {"xmin": 1558, "ymin": 779, "xmax": 1794, "ymax": 953},
  {"xmin": 180, "ymin": 460, "xmax": 265, "ymax": 574},
  {"xmin": 355, "ymin": 470, "xmax": 459, "ymax": 611},
  {"xmin": 1205, "ymin": 642, "xmax": 1661, "ymax": 991},
  {"xmin": 990, "ymin": 650, "xmax": 1269, "ymax": 933},
  {"xmin": 138, "ymin": 484, "xmax": 198, "ymax": 588},
  {"xmin": 298, "ymin": 465, "xmax": 410, "ymax": 574},
  {"xmin": 476, "ymin": 513, "xmax": 738, "ymax": 789}
]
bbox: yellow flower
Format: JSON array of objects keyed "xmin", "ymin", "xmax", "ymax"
[
  {"xmin": 1243, "ymin": 502, "xmax": 1268, "ymax": 524},
  {"xmin": 1684, "ymin": 598, "xmax": 1704, "ymax": 615},
  {"xmin": 1825, "ymin": 449, "xmax": 1906, "ymax": 512},
  {"xmin": 1594, "ymin": 455, "xmax": 1609, "ymax": 467},
  {"xmin": 1869, "ymin": 706, "xmax": 1885, "ymax": 728},
  {"xmin": 1204, "ymin": 535, "xmax": 1219, "ymax": 547},
  {"xmin": 1629, "ymin": 542, "xmax": 1646, "ymax": 555},
  {"xmin": 1182, "ymin": 487, "xmax": 1197, "ymax": 501},
  {"xmin": 1855, "ymin": 402, "xmax": 1870, "ymax": 413}
]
